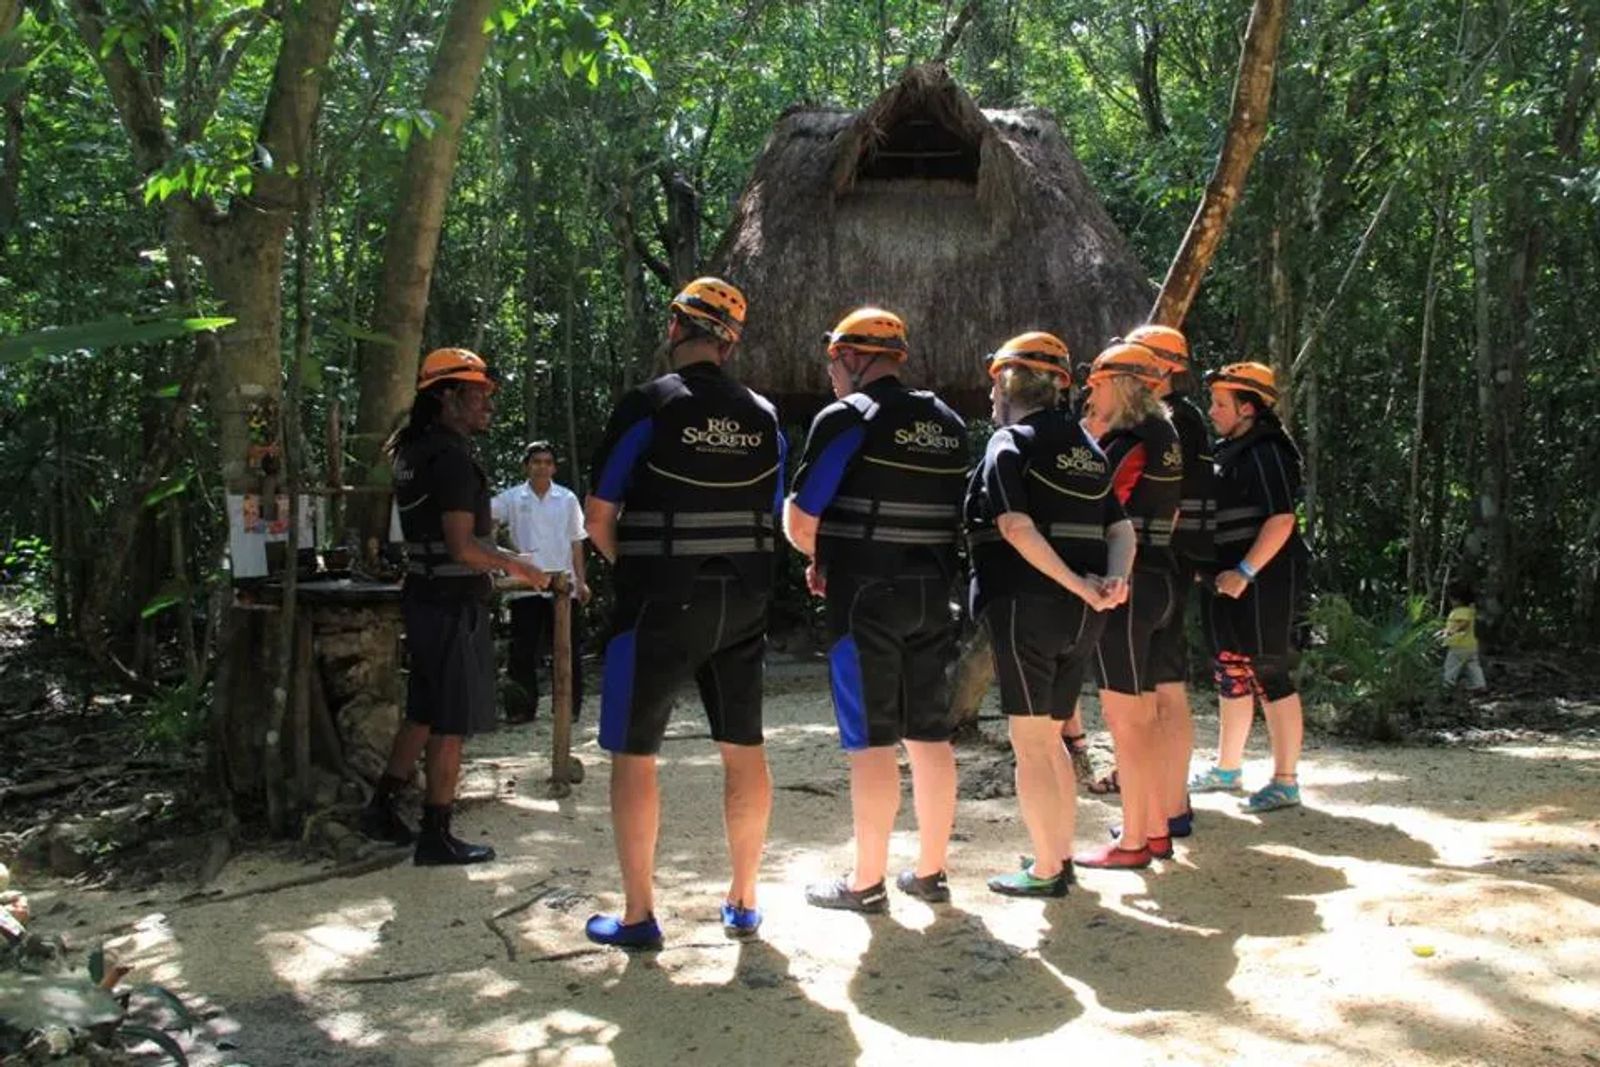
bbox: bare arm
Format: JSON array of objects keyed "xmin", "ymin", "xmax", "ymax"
[
  {"xmin": 1105, "ymin": 519, "xmax": 1136, "ymax": 580},
  {"xmin": 441, "ymin": 511, "xmax": 548, "ymax": 587},
  {"xmin": 1216, "ymin": 513, "xmax": 1296, "ymax": 598},
  {"xmin": 585, "ymin": 497, "xmax": 619, "ymax": 563},
  {"xmin": 1243, "ymin": 514, "xmax": 1295, "ymax": 572},
  {"xmin": 997, "ymin": 512, "xmax": 1103, "ymax": 606},
  {"xmin": 784, "ymin": 498, "xmax": 819, "ymax": 558}
]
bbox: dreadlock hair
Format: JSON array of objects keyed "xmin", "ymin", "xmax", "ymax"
[{"xmin": 384, "ymin": 383, "xmax": 459, "ymax": 458}]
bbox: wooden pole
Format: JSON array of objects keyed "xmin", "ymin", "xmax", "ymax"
[
  {"xmin": 1148, "ymin": 0, "xmax": 1288, "ymax": 326},
  {"xmin": 292, "ymin": 618, "xmax": 314, "ymax": 818},
  {"xmin": 548, "ymin": 573, "xmax": 576, "ymax": 797}
]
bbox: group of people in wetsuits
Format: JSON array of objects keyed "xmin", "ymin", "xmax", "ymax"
[{"xmin": 362, "ymin": 275, "xmax": 1310, "ymax": 952}]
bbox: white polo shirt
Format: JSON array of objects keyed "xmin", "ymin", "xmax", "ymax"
[{"xmin": 490, "ymin": 480, "xmax": 585, "ymax": 599}]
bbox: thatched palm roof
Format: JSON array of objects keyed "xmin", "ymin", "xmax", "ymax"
[{"xmin": 714, "ymin": 63, "xmax": 1154, "ymax": 416}]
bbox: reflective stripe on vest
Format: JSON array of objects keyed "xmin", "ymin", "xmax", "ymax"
[
  {"xmin": 817, "ymin": 520, "xmax": 958, "ymax": 546},
  {"xmin": 828, "ymin": 495, "xmax": 960, "ymax": 521},
  {"xmin": 618, "ymin": 536, "xmax": 768, "ymax": 557},
  {"xmin": 966, "ymin": 521, "xmax": 1106, "ymax": 547},
  {"xmin": 403, "ymin": 537, "xmax": 492, "ymax": 578},
  {"xmin": 619, "ymin": 510, "xmax": 775, "ymax": 530},
  {"xmin": 1129, "ymin": 515, "xmax": 1177, "ymax": 547}
]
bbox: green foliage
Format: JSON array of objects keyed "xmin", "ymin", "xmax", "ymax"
[
  {"xmin": 0, "ymin": 315, "xmax": 235, "ymax": 364},
  {"xmin": 0, "ymin": 0, "xmax": 1595, "ymax": 727},
  {"xmin": 1301, "ymin": 594, "xmax": 1445, "ymax": 740},
  {"xmin": 138, "ymin": 680, "xmax": 209, "ymax": 749}
]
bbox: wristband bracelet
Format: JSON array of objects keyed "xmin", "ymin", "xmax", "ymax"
[{"xmin": 1237, "ymin": 560, "xmax": 1258, "ymax": 581}]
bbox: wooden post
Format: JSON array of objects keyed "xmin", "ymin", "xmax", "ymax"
[
  {"xmin": 293, "ymin": 618, "xmax": 314, "ymax": 817},
  {"xmin": 548, "ymin": 573, "xmax": 577, "ymax": 797}
]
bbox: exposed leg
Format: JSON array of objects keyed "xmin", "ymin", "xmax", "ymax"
[
  {"xmin": 1156, "ymin": 681, "xmax": 1194, "ymax": 819},
  {"xmin": 1216, "ymin": 694, "xmax": 1255, "ymax": 772},
  {"xmin": 847, "ymin": 746, "xmax": 901, "ymax": 890},
  {"xmin": 1010, "ymin": 716, "xmax": 1075, "ymax": 877},
  {"xmin": 422, "ymin": 734, "xmax": 463, "ymax": 805},
  {"xmin": 1101, "ymin": 690, "xmax": 1158, "ymax": 851},
  {"xmin": 1261, "ymin": 693, "xmax": 1303, "ymax": 782},
  {"xmin": 904, "ymin": 739, "xmax": 956, "ymax": 877},
  {"xmin": 718, "ymin": 742, "xmax": 771, "ymax": 908},
  {"xmin": 611, "ymin": 753, "xmax": 661, "ymax": 923}
]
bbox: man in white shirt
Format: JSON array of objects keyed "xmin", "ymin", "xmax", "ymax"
[{"xmin": 491, "ymin": 441, "xmax": 591, "ymax": 723}]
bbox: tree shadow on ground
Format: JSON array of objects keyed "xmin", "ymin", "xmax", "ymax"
[
  {"xmin": 1305, "ymin": 744, "xmax": 1600, "ymax": 823},
  {"xmin": 1041, "ymin": 841, "xmax": 1348, "ymax": 1015},
  {"xmin": 848, "ymin": 905, "xmax": 1080, "ymax": 1041},
  {"xmin": 603, "ymin": 939, "xmax": 861, "ymax": 1067},
  {"xmin": 1191, "ymin": 800, "xmax": 1439, "ymax": 869},
  {"xmin": 210, "ymin": 992, "xmax": 402, "ymax": 1066}
]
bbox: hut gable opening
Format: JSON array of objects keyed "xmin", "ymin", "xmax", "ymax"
[
  {"xmin": 829, "ymin": 64, "xmax": 995, "ymax": 198},
  {"xmin": 854, "ymin": 112, "xmax": 981, "ymax": 184}
]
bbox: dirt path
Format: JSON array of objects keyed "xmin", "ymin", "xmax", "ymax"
[{"xmin": 24, "ymin": 664, "xmax": 1600, "ymax": 1066}]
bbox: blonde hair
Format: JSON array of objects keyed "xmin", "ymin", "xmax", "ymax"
[
  {"xmin": 996, "ymin": 365, "xmax": 1063, "ymax": 414},
  {"xmin": 1094, "ymin": 374, "xmax": 1168, "ymax": 432}
]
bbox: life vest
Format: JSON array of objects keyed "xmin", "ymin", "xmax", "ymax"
[
  {"xmin": 966, "ymin": 407, "xmax": 1117, "ymax": 603},
  {"xmin": 1212, "ymin": 417, "xmax": 1308, "ymax": 569},
  {"xmin": 815, "ymin": 382, "xmax": 968, "ymax": 578},
  {"xmin": 1100, "ymin": 410, "xmax": 1183, "ymax": 569},
  {"xmin": 613, "ymin": 364, "xmax": 781, "ymax": 593},
  {"xmin": 394, "ymin": 425, "xmax": 492, "ymax": 594},
  {"xmin": 1168, "ymin": 393, "xmax": 1217, "ymax": 565}
]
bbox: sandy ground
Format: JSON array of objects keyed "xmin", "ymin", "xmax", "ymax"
[{"xmin": 23, "ymin": 662, "xmax": 1600, "ymax": 1067}]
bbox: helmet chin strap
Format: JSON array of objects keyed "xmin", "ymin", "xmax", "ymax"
[{"xmin": 844, "ymin": 352, "xmax": 887, "ymax": 392}]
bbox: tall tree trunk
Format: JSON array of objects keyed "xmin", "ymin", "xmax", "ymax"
[
  {"xmin": 1266, "ymin": 221, "xmax": 1295, "ymax": 428},
  {"xmin": 1467, "ymin": 185, "xmax": 1495, "ymax": 603},
  {"xmin": 349, "ymin": 0, "xmax": 498, "ymax": 542},
  {"xmin": 658, "ymin": 166, "xmax": 700, "ymax": 286},
  {"xmin": 519, "ymin": 142, "xmax": 543, "ymax": 441},
  {"xmin": 1406, "ymin": 188, "xmax": 1452, "ymax": 599},
  {"xmin": 1150, "ymin": 0, "xmax": 1287, "ymax": 326},
  {"xmin": 1472, "ymin": 25, "xmax": 1596, "ymax": 632},
  {"xmin": 69, "ymin": 0, "xmax": 344, "ymax": 706},
  {"xmin": 0, "ymin": 0, "xmax": 24, "ymax": 234}
]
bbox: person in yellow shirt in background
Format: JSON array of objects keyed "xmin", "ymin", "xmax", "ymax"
[{"xmin": 1442, "ymin": 581, "xmax": 1486, "ymax": 693}]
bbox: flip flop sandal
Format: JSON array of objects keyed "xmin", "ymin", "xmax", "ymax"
[
  {"xmin": 1062, "ymin": 731, "xmax": 1096, "ymax": 783},
  {"xmin": 1086, "ymin": 769, "xmax": 1121, "ymax": 796}
]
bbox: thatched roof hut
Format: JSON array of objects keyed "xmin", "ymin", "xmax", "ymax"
[{"xmin": 715, "ymin": 63, "xmax": 1154, "ymax": 416}]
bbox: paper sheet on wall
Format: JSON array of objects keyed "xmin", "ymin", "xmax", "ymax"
[{"xmin": 226, "ymin": 493, "xmax": 323, "ymax": 579}]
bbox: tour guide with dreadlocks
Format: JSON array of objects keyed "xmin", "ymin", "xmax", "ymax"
[
  {"xmin": 360, "ymin": 348, "xmax": 551, "ymax": 865},
  {"xmin": 583, "ymin": 278, "xmax": 784, "ymax": 949}
]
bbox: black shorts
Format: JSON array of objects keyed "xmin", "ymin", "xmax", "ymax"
[
  {"xmin": 599, "ymin": 575, "xmax": 768, "ymax": 755},
  {"xmin": 982, "ymin": 593, "xmax": 1105, "ymax": 718},
  {"xmin": 403, "ymin": 595, "xmax": 497, "ymax": 737},
  {"xmin": 825, "ymin": 571, "xmax": 957, "ymax": 750},
  {"xmin": 1095, "ymin": 569, "xmax": 1180, "ymax": 695},
  {"xmin": 1201, "ymin": 555, "xmax": 1306, "ymax": 659},
  {"xmin": 1145, "ymin": 566, "xmax": 1196, "ymax": 687}
]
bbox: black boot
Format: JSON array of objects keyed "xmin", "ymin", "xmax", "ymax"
[
  {"xmin": 358, "ymin": 774, "xmax": 415, "ymax": 846},
  {"xmin": 413, "ymin": 804, "xmax": 496, "ymax": 866}
]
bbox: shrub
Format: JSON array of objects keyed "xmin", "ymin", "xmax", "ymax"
[{"xmin": 1301, "ymin": 593, "xmax": 1442, "ymax": 740}]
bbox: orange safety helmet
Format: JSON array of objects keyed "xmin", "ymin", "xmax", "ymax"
[
  {"xmin": 417, "ymin": 347, "xmax": 497, "ymax": 393},
  {"xmin": 670, "ymin": 277, "xmax": 747, "ymax": 343},
  {"xmin": 1086, "ymin": 342, "xmax": 1167, "ymax": 389},
  {"xmin": 1205, "ymin": 361, "xmax": 1279, "ymax": 408},
  {"xmin": 825, "ymin": 307, "xmax": 909, "ymax": 360},
  {"xmin": 985, "ymin": 331, "xmax": 1072, "ymax": 383},
  {"xmin": 1123, "ymin": 324, "xmax": 1190, "ymax": 370}
]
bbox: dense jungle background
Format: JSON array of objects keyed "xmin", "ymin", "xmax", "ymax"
[{"xmin": 0, "ymin": 0, "xmax": 1596, "ymax": 757}]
